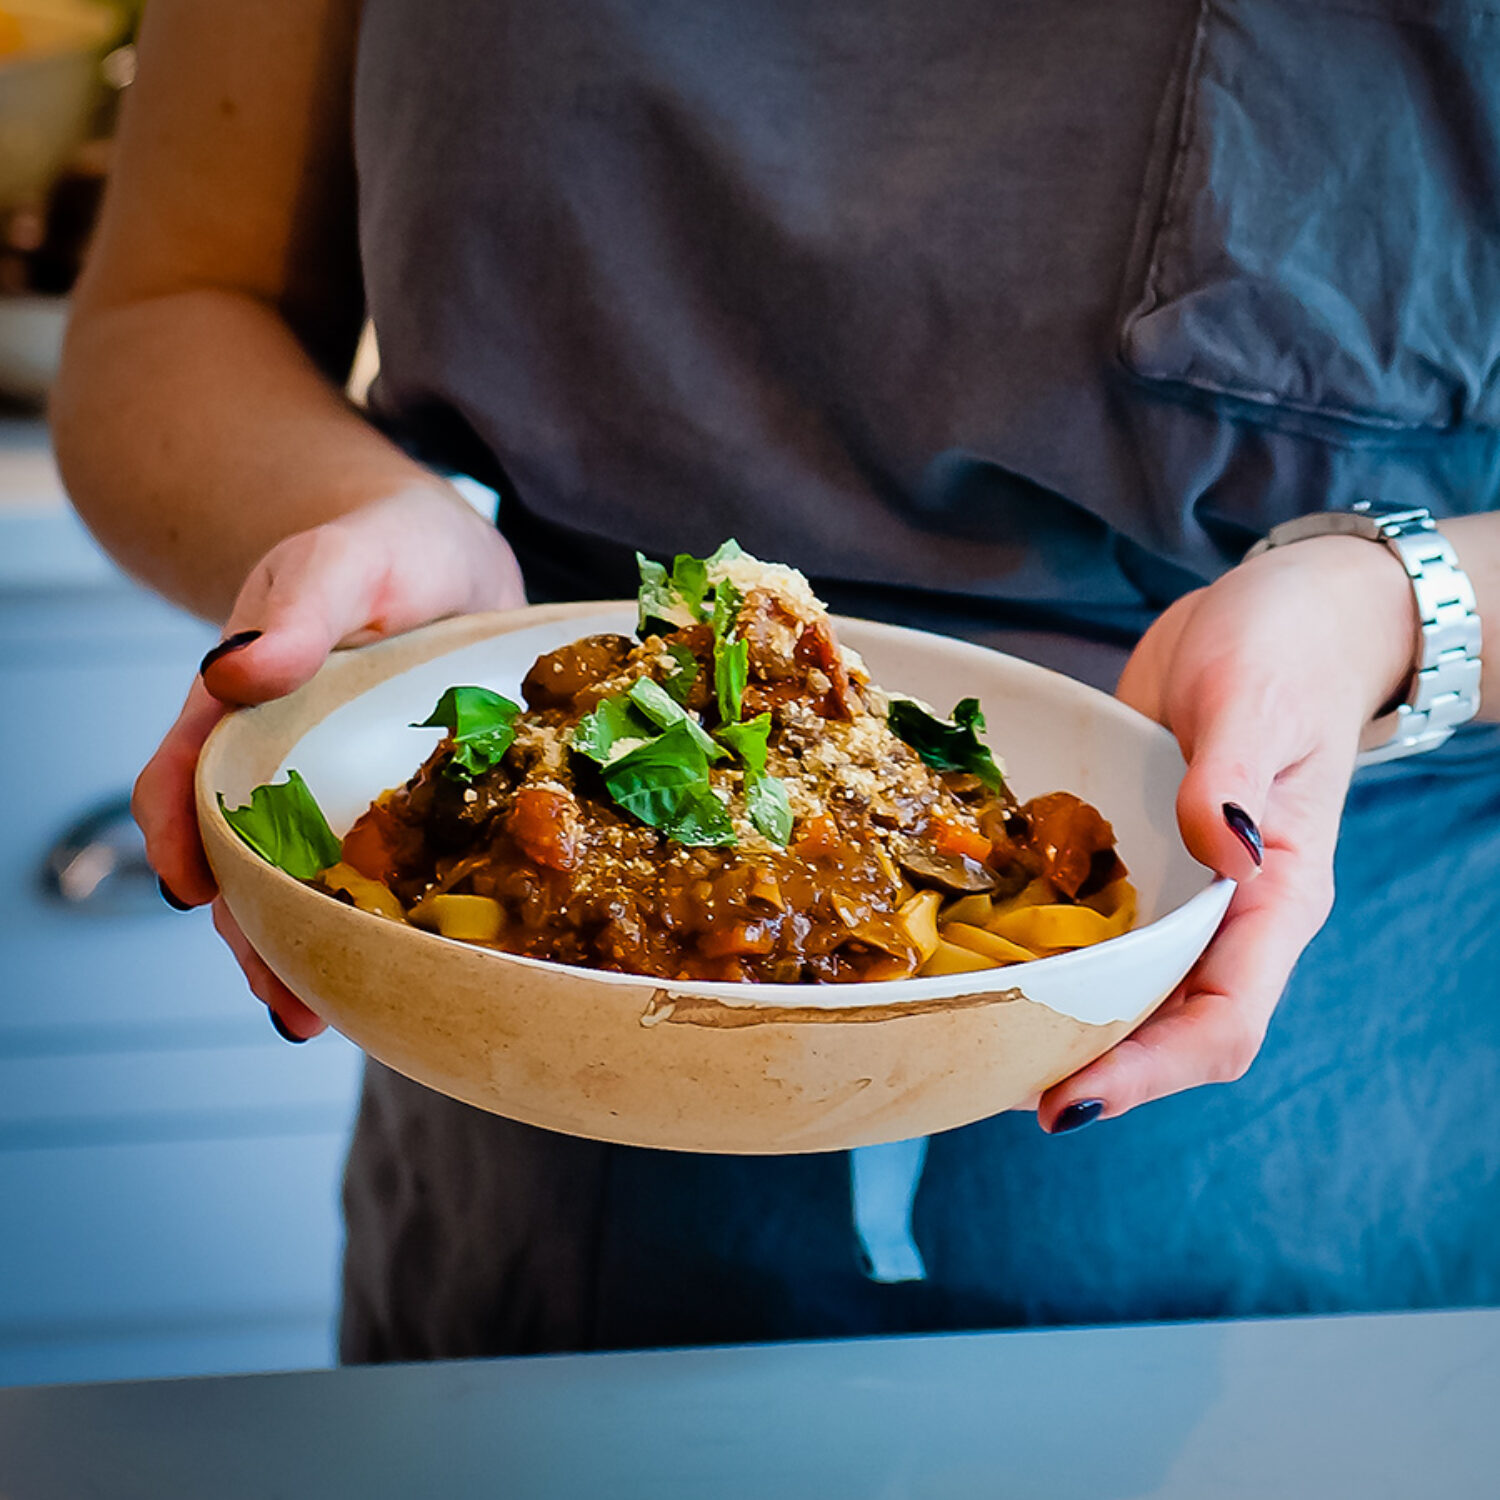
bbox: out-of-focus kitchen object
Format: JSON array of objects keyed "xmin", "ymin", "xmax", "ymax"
[
  {"xmin": 0, "ymin": 287, "xmax": 64, "ymax": 400},
  {"xmin": 0, "ymin": 414, "xmax": 361, "ymax": 1388},
  {"xmin": 0, "ymin": 0, "xmax": 119, "ymax": 210}
]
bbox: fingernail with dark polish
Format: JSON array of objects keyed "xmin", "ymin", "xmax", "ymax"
[
  {"xmin": 199, "ymin": 629, "xmax": 263, "ymax": 677},
  {"xmin": 1051, "ymin": 1099, "xmax": 1106, "ymax": 1135},
  {"xmin": 157, "ymin": 875, "xmax": 194, "ymax": 912},
  {"xmin": 1222, "ymin": 802, "xmax": 1264, "ymax": 866},
  {"xmin": 269, "ymin": 1010, "xmax": 308, "ymax": 1045}
]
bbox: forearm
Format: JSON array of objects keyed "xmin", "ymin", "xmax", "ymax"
[{"xmin": 51, "ymin": 288, "xmax": 464, "ymax": 623}]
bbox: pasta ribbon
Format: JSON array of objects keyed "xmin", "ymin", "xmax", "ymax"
[{"xmin": 987, "ymin": 878, "xmax": 1136, "ymax": 950}]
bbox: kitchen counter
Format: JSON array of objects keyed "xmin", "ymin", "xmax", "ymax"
[{"xmin": 1, "ymin": 1307, "xmax": 1497, "ymax": 1498}]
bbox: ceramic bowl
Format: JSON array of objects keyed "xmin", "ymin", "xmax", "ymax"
[{"xmin": 197, "ymin": 603, "xmax": 1232, "ymax": 1153}]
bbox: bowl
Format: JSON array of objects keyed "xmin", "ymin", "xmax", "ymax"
[{"xmin": 197, "ymin": 603, "xmax": 1232, "ymax": 1153}]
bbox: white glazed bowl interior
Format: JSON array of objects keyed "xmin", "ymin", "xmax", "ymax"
[{"xmin": 283, "ymin": 605, "xmax": 1226, "ymax": 1025}]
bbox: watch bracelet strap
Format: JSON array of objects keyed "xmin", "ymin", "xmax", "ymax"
[
  {"xmin": 1244, "ymin": 504, "xmax": 1482, "ymax": 768},
  {"xmin": 1357, "ymin": 526, "xmax": 1481, "ymax": 765}
]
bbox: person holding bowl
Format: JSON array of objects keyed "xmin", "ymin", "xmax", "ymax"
[{"xmin": 54, "ymin": 0, "xmax": 1500, "ymax": 1355}]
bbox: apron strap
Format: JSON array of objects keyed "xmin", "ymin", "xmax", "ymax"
[{"xmin": 849, "ymin": 1137, "xmax": 929, "ymax": 1283}]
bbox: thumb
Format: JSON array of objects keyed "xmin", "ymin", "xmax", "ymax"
[
  {"xmin": 1169, "ymin": 675, "xmax": 1293, "ymax": 883},
  {"xmin": 200, "ymin": 487, "xmax": 525, "ymax": 706}
]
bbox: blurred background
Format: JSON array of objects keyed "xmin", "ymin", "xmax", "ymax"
[{"xmin": 1, "ymin": 0, "xmax": 363, "ymax": 1387}]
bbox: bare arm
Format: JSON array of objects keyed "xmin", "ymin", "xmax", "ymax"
[
  {"xmin": 52, "ymin": 0, "xmax": 523, "ymax": 1040},
  {"xmin": 51, "ymin": 0, "xmax": 511, "ymax": 621}
]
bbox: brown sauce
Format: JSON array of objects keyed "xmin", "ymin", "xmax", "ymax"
[{"xmin": 336, "ymin": 604, "xmax": 1122, "ymax": 984}]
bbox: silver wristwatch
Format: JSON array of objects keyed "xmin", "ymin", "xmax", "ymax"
[{"xmin": 1244, "ymin": 501, "xmax": 1482, "ymax": 767}]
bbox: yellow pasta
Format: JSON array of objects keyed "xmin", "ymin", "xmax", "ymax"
[
  {"xmin": 920, "ymin": 939, "xmax": 998, "ymax": 976},
  {"xmin": 941, "ymin": 923, "xmax": 1036, "ymax": 966},
  {"xmin": 941, "ymin": 893, "xmax": 996, "ymax": 928},
  {"xmin": 320, "ymin": 862, "xmax": 407, "ymax": 922},
  {"xmin": 895, "ymin": 889, "xmax": 944, "ymax": 963},
  {"xmin": 1081, "ymin": 876, "xmax": 1137, "ymax": 928},
  {"xmin": 410, "ymin": 893, "xmax": 505, "ymax": 942},
  {"xmin": 987, "ymin": 881, "xmax": 1136, "ymax": 951},
  {"xmin": 917, "ymin": 875, "xmax": 1139, "ymax": 976}
]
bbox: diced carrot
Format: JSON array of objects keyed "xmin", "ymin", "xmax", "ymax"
[
  {"xmin": 698, "ymin": 921, "xmax": 776, "ymax": 959},
  {"xmin": 931, "ymin": 819, "xmax": 994, "ymax": 866},
  {"xmin": 794, "ymin": 815, "xmax": 841, "ymax": 858}
]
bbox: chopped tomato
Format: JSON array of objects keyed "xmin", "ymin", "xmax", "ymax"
[
  {"xmin": 793, "ymin": 620, "xmax": 856, "ymax": 719},
  {"xmin": 340, "ymin": 804, "xmax": 405, "ymax": 884},
  {"xmin": 507, "ymin": 786, "xmax": 583, "ymax": 871},
  {"xmin": 1022, "ymin": 791, "xmax": 1117, "ymax": 898}
]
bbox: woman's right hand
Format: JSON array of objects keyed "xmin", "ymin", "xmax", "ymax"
[{"xmin": 134, "ymin": 482, "xmax": 527, "ymax": 1039}]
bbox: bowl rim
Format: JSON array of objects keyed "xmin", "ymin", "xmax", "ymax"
[{"xmin": 198, "ymin": 602, "xmax": 1234, "ymax": 1014}]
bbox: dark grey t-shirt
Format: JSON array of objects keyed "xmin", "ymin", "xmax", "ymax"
[{"xmin": 356, "ymin": 0, "xmax": 1500, "ymax": 681}]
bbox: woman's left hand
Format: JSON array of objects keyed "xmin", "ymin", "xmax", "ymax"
[{"xmin": 1037, "ymin": 533, "xmax": 1419, "ymax": 1132}]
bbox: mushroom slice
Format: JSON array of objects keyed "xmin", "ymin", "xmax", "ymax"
[{"xmin": 897, "ymin": 847, "xmax": 999, "ymax": 896}]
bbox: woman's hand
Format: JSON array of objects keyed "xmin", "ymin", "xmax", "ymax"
[
  {"xmin": 134, "ymin": 483, "xmax": 526, "ymax": 1039},
  {"xmin": 1037, "ymin": 534, "xmax": 1420, "ymax": 1132}
]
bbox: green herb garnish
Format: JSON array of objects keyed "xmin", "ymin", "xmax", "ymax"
[
  {"xmin": 635, "ymin": 552, "xmax": 708, "ymax": 633},
  {"xmin": 598, "ymin": 541, "xmax": 793, "ymax": 846},
  {"xmin": 597, "ymin": 720, "xmax": 737, "ymax": 847},
  {"xmin": 711, "ymin": 579, "xmax": 748, "ymax": 724},
  {"xmin": 745, "ymin": 773, "xmax": 793, "ymax": 846},
  {"xmin": 572, "ymin": 693, "xmax": 656, "ymax": 764},
  {"xmin": 635, "ymin": 540, "xmax": 745, "ymax": 636},
  {"xmin": 887, "ymin": 696, "xmax": 1006, "ymax": 793},
  {"xmin": 714, "ymin": 712, "xmax": 771, "ymax": 774},
  {"xmin": 218, "ymin": 770, "xmax": 342, "ymax": 879},
  {"xmin": 661, "ymin": 643, "xmax": 699, "ymax": 704},
  {"xmin": 413, "ymin": 686, "xmax": 522, "ymax": 781},
  {"xmin": 573, "ymin": 693, "xmax": 734, "ymax": 845},
  {"xmin": 626, "ymin": 678, "xmax": 725, "ymax": 761},
  {"xmin": 713, "ymin": 714, "xmax": 792, "ymax": 845}
]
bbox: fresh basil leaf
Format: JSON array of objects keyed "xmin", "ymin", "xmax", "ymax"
[
  {"xmin": 572, "ymin": 693, "xmax": 656, "ymax": 765},
  {"xmin": 635, "ymin": 552, "xmax": 682, "ymax": 635},
  {"xmin": 662, "ymin": 643, "xmax": 699, "ymax": 704},
  {"xmin": 626, "ymin": 677, "xmax": 724, "ymax": 760},
  {"xmin": 714, "ymin": 712, "xmax": 771, "ymax": 778},
  {"xmin": 218, "ymin": 769, "xmax": 342, "ymax": 879},
  {"xmin": 710, "ymin": 578, "xmax": 747, "ymax": 723},
  {"xmin": 714, "ymin": 637, "xmax": 748, "ymax": 724},
  {"xmin": 710, "ymin": 575, "xmax": 742, "ymax": 639},
  {"xmin": 746, "ymin": 773, "xmax": 793, "ymax": 846},
  {"xmin": 635, "ymin": 549, "xmax": 719, "ymax": 634},
  {"xmin": 672, "ymin": 554, "xmax": 710, "ymax": 619},
  {"xmin": 603, "ymin": 721, "xmax": 737, "ymax": 846},
  {"xmin": 887, "ymin": 695, "xmax": 1006, "ymax": 793},
  {"xmin": 413, "ymin": 686, "xmax": 522, "ymax": 780}
]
